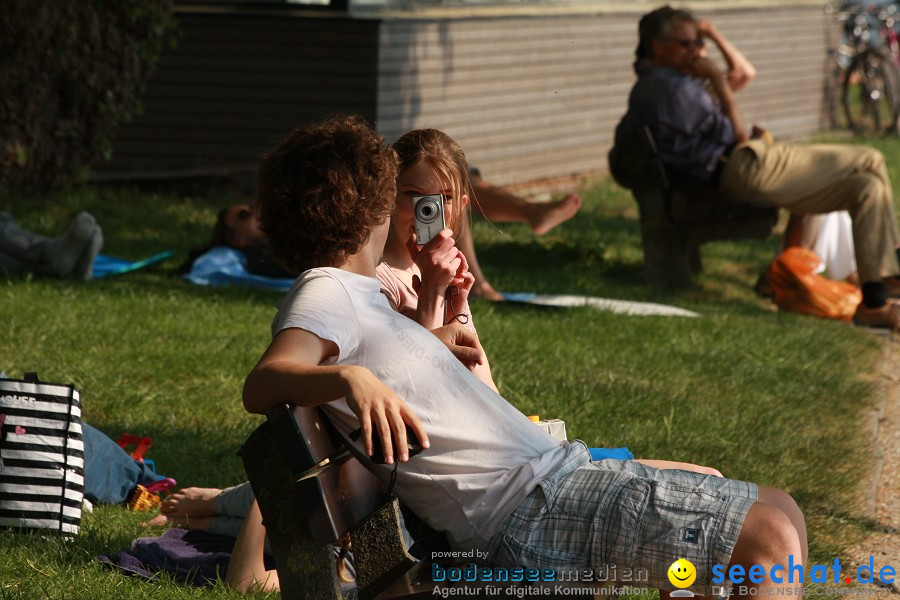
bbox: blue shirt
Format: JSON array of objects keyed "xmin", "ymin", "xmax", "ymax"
[{"xmin": 615, "ymin": 63, "xmax": 735, "ymax": 185}]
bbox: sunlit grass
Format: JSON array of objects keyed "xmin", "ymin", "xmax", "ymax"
[{"xmin": 1, "ymin": 148, "xmax": 894, "ymax": 596}]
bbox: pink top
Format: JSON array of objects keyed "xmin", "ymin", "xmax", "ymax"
[{"xmin": 375, "ymin": 262, "xmax": 476, "ymax": 333}]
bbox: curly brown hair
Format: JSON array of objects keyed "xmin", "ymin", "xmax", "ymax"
[{"xmin": 256, "ymin": 115, "xmax": 398, "ymax": 273}]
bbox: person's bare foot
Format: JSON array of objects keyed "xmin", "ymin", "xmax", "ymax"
[
  {"xmin": 471, "ymin": 279, "xmax": 504, "ymax": 301},
  {"xmin": 146, "ymin": 513, "xmax": 214, "ymax": 531},
  {"xmin": 529, "ymin": 193, "xmax": 582, "ymax": 236},
  {"xmin": 144, "ymin": 513, "xmax": 171, "ymax": 527},
  {"xmin": 159, "ymin": 487, "xmax": 222, "ymax": 519}
]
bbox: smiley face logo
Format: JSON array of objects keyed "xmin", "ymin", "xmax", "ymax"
[{"xmin": 667, "ymin": 558, "xmax": 697, "ymax": 589}]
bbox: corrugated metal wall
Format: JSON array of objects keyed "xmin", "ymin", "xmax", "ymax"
[
  {"xmin": 97, "ymin": 4, "xmax": 831, "ymax": 187},
  {"xmin": 377, "ymin": 5, "xmax": 831, "ymax": 187}
]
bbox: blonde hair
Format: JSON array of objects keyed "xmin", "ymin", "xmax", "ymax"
[{"xmin": 392, "ymin": 129, "xmax": 471, "ymax": 234}]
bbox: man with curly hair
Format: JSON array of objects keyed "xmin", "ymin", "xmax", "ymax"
[{"xmin": 243, "ymin": 115, "xmax": 806, "ymax": 599}]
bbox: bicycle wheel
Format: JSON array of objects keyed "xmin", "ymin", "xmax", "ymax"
[{"xmin": 842, "ymin": 48, "xmax": 900, "ymax": 135}]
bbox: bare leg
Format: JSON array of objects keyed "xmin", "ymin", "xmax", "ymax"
[
  {"xmin": 729, "ymin": 501, "xmax": 804, "ymax": 600},
  {"xmin": 756, "ymin": 486, "xmax": 807, "ymax": 564},
  {"xmin": 458, "ymin": 219, "xmax": 503, "ymax": 301},
  {"xmin": 637, "ymin": 462, "xmax": 806, "ymax": 565},
  {"xmin": 469, "ymin": 176, "xmax": 581, "ymax": 236},
  {"xmin": 784, "ymin": 213, "xmax": 815, "ymax": 249},
  {"xmin": 637, "ymin": 462, "xmax": 805, "ymax": 599},
  {"xmin": 226, "ymin": 499, "xmax": 280, "ymax": 593},
  {"xmin": 145, "ymin": 514, "xmax": 215, "ymax": 531}
]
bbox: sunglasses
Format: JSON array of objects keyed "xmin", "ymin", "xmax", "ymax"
[
  {"xmin": 236, "ymin": 208, "xmax": 253, "ymax": 220},
  {"xmin": 671, "ymin": 37, "xmax": 705, "ymax": 49}
]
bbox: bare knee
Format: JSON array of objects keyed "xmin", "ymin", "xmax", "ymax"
[
  {"xmin": 757, "ymin": 486, "xmax": 801, "ymax": 517},
  {"xmin": 732, "ymin": 502, "xmax": 802, "ymax": 569}
]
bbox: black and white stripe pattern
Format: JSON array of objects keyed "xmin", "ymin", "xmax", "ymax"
[{"xmin": 0, "ymin": 378, "xmax": 84, "ymax": 535}]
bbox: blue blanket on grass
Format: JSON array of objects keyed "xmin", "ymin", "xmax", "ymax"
[
  {"xmin": 92, "ymin": 251, "xmax": 174, "ymax": 279},
  {"xmin": 183, "ymin": 247, "xmax": 295, "ymax": 291}
]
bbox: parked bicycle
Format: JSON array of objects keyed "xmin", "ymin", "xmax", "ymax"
[{"xmin": 829, "ymin": 0, "xmax": 900, "ymax": 135}]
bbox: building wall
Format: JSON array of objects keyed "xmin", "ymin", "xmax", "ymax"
[
  {"xmin": 376, "ymin": 5, "xmax": 831, "ymax": 187},
  {"xmin": 97, "ymin": 11, "xmax": 380, "ymax": 179},
  {"xmin": 97, "ymin": 4, "xmax": 831, "ymax": 187}
]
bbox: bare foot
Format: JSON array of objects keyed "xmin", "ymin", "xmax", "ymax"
[
  {"xmin": 160, "ymin": 487, "xmax": 222, "ymax": 519},
  {"xmin": 529, "ymin": 193, "xmax": 582, "ymax": 236},
  {"xmin": 143, "ymin": 512, "xmax": 214, "ymax": 531},
  {"xmin": 471, "ymin": 279, "xmax": 504, "ymax": 302},
  {"xmin": 144, "ymin": 513, "xmax": 171, "ymax": 527}
]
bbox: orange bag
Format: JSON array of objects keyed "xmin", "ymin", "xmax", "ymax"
[{"xmin": 766, "ymin": 247, "xmax": 862, "ymax": 321}]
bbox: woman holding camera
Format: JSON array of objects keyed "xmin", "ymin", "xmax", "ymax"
[{"xmin": 376, "ymin": 128, "xmax": 498, "ymax": 391}]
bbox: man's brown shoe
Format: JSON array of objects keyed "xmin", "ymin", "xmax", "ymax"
[{"xmin": 853, "ymin": 302, "xmax": 900, "ymax": 331}]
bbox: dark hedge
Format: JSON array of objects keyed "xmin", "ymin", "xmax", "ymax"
[{"xmin": 0, "ymin": 0, "xmax": 176, "ymax": 193}]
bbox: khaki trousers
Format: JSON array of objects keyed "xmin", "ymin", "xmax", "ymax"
[{"xmin": 718, "ymin": 140, "xmax": 900, "ymax": 282}]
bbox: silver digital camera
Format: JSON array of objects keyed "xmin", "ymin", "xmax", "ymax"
[{"xmin": 412, "ymin": 194, "xmax": 446, "ymax": 245}]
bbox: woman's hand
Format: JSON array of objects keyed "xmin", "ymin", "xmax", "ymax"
[
  {"xmin": 340, "ymin": 365, "xmax": 429, "ymax": 463},
  {"xmin": 407, "ymin": 229, "xmax": 463, "ymax": 292},
  {"xmin": 406, "ymin": 229, "xmax": 466, "ymax": 328},
  {"xmin": 446, "ymin": 251, "xmax": 474, "ymax": 324}
]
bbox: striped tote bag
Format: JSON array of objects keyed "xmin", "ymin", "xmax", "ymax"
[{"xmin": 0, "ymin": 373, "xmax": 84, "ymax": 534}]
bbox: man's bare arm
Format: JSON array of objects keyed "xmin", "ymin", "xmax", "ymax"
[
  {"xmin": 690, "ymin": 56, "xmax": 748, "ymax": 143},
  {"xmin": 698, "ymin": 20, "xmax": 756, "ymax": 92},
  {"xmin": 243, "ymin": 327, "xmax": 429, "ymax": 462}
]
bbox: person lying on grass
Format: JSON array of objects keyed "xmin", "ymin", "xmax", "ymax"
[
  {"xmin": 177, "ymin": 203, "xmax": 296, "ymax": 279},
  {"xmin": 240, "ymin": 114, "xmax": 807, "ymax": 599}
]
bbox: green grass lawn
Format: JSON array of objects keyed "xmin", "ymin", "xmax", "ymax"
[{"xmin": 1, "ymin": 134, "xmax": 897, "ymax": 597}]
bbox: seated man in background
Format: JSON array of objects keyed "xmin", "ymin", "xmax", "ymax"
[
  {"xmin": 241, "ymin": 114, "xmax": 807, "ymax": 600},
  {"xmin": 613, "ymin": 5, "xmax": 900, "ymax": 329}
]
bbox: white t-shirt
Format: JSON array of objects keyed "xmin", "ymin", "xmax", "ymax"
[{"xmin": 271, "ymin": 267, "xmax": 568, "ymax": 552}]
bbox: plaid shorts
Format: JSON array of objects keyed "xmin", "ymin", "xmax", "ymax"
[{"xmin": 486, "ymin": 442, "xmax": 757, "ymax": 593}]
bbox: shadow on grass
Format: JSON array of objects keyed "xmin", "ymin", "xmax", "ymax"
[{"xmin": 91, "ymin": 416, "xmax": 256, "ymax": 489}]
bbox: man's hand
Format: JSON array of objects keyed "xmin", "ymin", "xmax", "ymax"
[
  {"xmin": 695, "ymin": 18, "xmax": 756, "ymax": 93},
  {"xmin": 341, "ymin": 365, "xmax": 429, "ymax": 464},
  {"xmin": 687, "ymin": 57, "xmax": 748, "ymax": 143},
  {"xmin": 431, "ymin": 322, "xmax": 485, "ymax": 371},
  {"xmin": 696, "ymin": 19, "xmax": 716, "ymax": 40},
  {"xmin": 684, "ymin": 56, "xmax": 720, "ymax": 81}
]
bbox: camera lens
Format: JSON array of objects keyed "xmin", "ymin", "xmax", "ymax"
[{"xmin": 415, "ymin": 198, "xmax": 439, "ymax": 223}]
